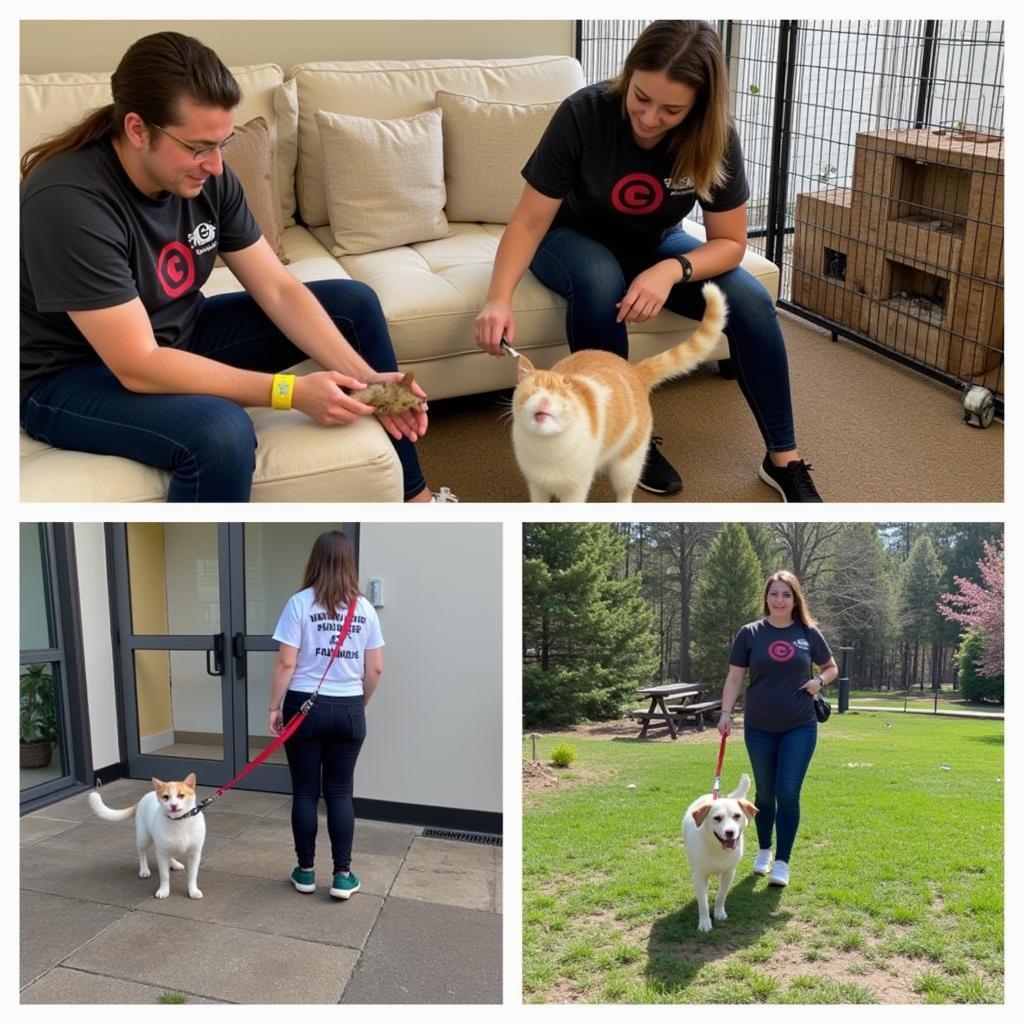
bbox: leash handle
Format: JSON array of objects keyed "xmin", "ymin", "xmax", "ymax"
[{"xmin": 712, "ymin": 733, "xmax": 727, "ymax": 800}]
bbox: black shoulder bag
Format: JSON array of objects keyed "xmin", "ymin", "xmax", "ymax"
[{"xmin": 800, "ymin": 622, "xmax": 831, "ymax": 722}]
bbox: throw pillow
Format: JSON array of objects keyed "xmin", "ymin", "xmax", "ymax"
[
  {"xmin": 220, "ymin": 116, "xmax": 288, "ymax": 265},
  {"xmin": 316, "ymin": 106, "xmax": 451, "ymax": 256},
  {"xmin": 436, "ymin": 91, "xmax": 560, "ymax": 223}
]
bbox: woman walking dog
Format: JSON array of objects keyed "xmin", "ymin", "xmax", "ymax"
[
  {"xmin": 269, "ymin": 530, "xmax": 382, "ymax": 899},
  {"xmin": 718, "ymin": 570, "xmax": 837, "ymax": 886}
]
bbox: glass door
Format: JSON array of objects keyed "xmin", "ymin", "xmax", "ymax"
[
  {"xmin": 233, "ymin": 523, "xmax": 360, "ymax": 779},
  {"xmin": 111, "ymin": 523, "xmax": 358, "ymax": 793},
  {"xmin": 112, "ymin": 523, "xmax": 237, "ymax": 786}
]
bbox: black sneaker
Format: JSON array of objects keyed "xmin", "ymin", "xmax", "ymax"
[
  {"xmin": 758, "ymin": 453, "xmax": 823, "ymax": 502},
  {"xmin": 638, "ymin": 437, "xmax": 683, "ymax": 495}
]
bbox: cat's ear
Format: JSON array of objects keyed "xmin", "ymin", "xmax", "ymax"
[
  {"xmin": 183, "ymin": 773, "xmax": 197, "ymax": 789},
  {"xmin": 517, "ymin": 356, "xmax": 535, "ymax": 383},
  {"xmin": 151, "ymin": 777, "xmax": 165, "ymax": 791},
  {"xmin": 399, "ymin": 372, "xmax": 415, "ymax": 391}
]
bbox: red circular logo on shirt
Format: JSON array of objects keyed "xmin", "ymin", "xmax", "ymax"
[
  {"xmin": 156, "ymin": 241, "xmax": 195, "ymax": 299},
  {"xmin": 768, "ymin": 640, "xmax": 796, "ymax": 662},
  {"xmin": 610, "ymin": 173, "xmax": 664, "ymax": 215}
]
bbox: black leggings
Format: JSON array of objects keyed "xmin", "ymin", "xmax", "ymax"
[{"xmin": 282, "ymin": 691, "xmax": 366, "ymax": 873}]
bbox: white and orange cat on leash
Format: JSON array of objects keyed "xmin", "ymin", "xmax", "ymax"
[
  {"xmin": 89, "ymin": 774, "xmax": 206, "ymax": 899},
  {"xmin": 511, "ymin": 283, "xmax": 727, "ymax": 502}
]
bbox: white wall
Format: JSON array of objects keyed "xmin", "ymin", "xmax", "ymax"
[
  {"xmin": 73, "ymin": 524, "xmax": 120, "ymax": 772},
  {"xmin": 358, "ymin": 524, "xmax": 502, "ymax": 813},
  {"xmin": 20, "ymin": 20, "xmax": 575, "ymax": 74}
]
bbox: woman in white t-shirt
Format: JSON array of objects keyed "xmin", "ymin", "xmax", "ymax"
[{"xmin": 269, "ymin": 530, "xmax": 384, "ymax": 900}]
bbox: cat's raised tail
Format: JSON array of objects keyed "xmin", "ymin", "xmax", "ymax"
[
  {"xmin": 89, "ymin": 790, "xmax": 139, "ymax": 822},
  {"xmin": 634, "ymin": 283, "xmax": 728, "ymax": 391}
]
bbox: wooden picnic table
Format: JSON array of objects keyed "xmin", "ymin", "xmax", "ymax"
[{"xmin": 632, "ymin": 682, "xmax": 710, "ymax": 739}]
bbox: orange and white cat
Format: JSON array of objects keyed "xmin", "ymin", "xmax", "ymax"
[
  {"xmin": 512, "ymin": 283, "xmax": 727, "ymax": 502},
  {"xmin": 89, "ymin": 774, "xmax": 206, "ymax": 899}
]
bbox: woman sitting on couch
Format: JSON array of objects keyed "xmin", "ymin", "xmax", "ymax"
[
  {"xmin": 20, "ymin": 31, "xmax": 454, "ymax": 503},
  {"xmin": 475, "ymin": 20, "xmax": 822, "ymax": 502}
]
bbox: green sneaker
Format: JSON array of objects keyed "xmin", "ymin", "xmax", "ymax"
[
  {"xmin": 330, "ymin": 871, "xmax": 360, "ymax": 899},
  {"xmin": 290, "ymin": 867, "xmax": 316, "ymax": 893}
]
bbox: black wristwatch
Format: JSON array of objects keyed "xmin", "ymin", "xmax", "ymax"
[{"xmin": 675, "ymin": 254, "xmax": 694, "ymax": 283}]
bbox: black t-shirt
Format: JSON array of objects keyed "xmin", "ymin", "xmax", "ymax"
[
  {"xmin": 522, "ymin": 82, "xmax": 749, "ymax": 254},
  {"xmin": 729, "ymin": 618, "xmax": 833, "ymax": 732},
  {"xmin": 20, "ymin": 140, "xmax": 261, "ymax": 400}
]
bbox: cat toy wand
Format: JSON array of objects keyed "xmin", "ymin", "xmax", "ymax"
[
  {"xmin": 712, "ymin": 733, "xmax": 728, "ymax": 800},
  {"xmin": 499, "ymin": 334, "xmax": 521, "ymax": 359}
]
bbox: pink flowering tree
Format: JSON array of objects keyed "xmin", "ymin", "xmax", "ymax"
[{"xmin": 937, "ymin": 538, "xmax": 1004, "ymax": 677}]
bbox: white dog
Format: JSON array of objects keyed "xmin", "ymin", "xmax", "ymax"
[
  {"xmin": 88, "ymin": 774, "xmax": 206, "ymax": 899},
  {"xmin": 681, "ymin": 773, "xmax": 758, "ymax": 932}
]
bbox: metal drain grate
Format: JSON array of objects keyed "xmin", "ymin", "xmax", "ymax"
[{"xmin": 422, "ymin": 828, "xmax": 502, "ymax": 846}]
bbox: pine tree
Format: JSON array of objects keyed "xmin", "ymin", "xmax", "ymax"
[
  {"xmin": 898, "ymin": 534, "xmax": 944, "ymax": 689},
  {"xmin": 522, "ymin": 523, "xmax": 659, "ymax": 725},
  {"xmin": 690, "ymin": 524, "xmax": 763, "ymax": 692}
]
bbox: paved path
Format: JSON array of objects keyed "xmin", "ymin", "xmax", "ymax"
[
  {"xmin": 20, "ymin": 779, "xmax": 501, "ymax": 1004},
  {"xmin": 849, "ymin": 705, "xmax": 1004, "ymax": 720}
]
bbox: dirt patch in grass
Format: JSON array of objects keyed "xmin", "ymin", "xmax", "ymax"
[
  {"xmin": 761, "ymin": 942, "xmax": 926, "ymax": 1002},
  {"xmin": 522, "ymin": 759, "xmax": 606, "ymax": 797}
]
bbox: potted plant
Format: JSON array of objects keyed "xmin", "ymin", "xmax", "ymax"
[{"xmin": 20, "ymin": 664, "xmax": 58, "ymax": 769}]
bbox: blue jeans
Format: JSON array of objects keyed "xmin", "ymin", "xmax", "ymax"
[
  {"xmin": 283, "ymin": 691, "xmax": 366, "ymax": 874},
  {"xmin": 743, "ymin": 720, "xmax": 817, "ymax": 863},
  {"xmin": 20, "ymin": 279, "xmax": 426, "ymax": 502},
  {"xmin": 530, "ymin": 225, "xmax": 797, "ymax": 451}
]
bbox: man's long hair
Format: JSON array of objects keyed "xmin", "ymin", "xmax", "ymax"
[{"xmin": 21, "ymin": 31, "xmax": 240, "ymax": 181}]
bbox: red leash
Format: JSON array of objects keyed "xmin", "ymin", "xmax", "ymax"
[
  {"xmin": 712, "ymin": 732, "xmax": 727, "ymax": 800},
  {"xmin": 185, "ymin": 598, "xmax": 358, "ymax": 817}
]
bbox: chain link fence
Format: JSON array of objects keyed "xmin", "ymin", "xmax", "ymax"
[{"xmin": 576, "ymin": 20, "xmax": 1004, "ymax": 399}]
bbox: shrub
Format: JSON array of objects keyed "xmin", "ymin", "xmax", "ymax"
[
  {"xmin": 550, "ymin": 743, "xmax": 578, "ymax": 769},
  {"xmin": 954, "ymin": 628, "xmax": 1003, "ymax": 703}
]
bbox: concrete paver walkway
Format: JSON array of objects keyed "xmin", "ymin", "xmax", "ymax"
[{"xmin": 21, "ymin": 779, "xmax": 501, "ymax": 1004}]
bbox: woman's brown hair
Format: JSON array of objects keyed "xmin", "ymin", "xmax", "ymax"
[
  {"xmin": 21, "ymin": 31, "xmax": 240, "ymax": 181},
  {"xmin": 607, "ymin": 20, "xmax": 732, "ymax": 201},
  {"xmin": 301, "ymin": 531, "xmax": 360, "ymax": 619},
  {"xmin": 763, "ymin": 570, "xmax": 817, "ymax": 628}
]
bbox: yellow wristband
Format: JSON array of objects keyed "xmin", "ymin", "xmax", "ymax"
[{"xmin": 271, "ymin": 373, "xmax": 295, "ymax": 410}]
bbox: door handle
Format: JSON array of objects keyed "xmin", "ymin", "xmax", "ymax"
[
  {"xmin": 232, "ymin": 632, "xmax": 246, "ymax": 680},
  {"xmin": 206, "ymin": 633, "xmax": 224, "ymax": 676}
]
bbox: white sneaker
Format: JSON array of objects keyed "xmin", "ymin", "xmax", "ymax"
[
  {"xmin": 768, "ymin": 859, "xmax": 790, "ymax": 886},
  {"xmin": 753, "ymin": 849, "xmax": 774, "ymax": 876},
  {"xmin": 430, "ymin": 486, "xmax": 459, "ymax": 503}
]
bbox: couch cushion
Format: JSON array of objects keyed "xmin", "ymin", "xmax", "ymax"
[
  {"xmin": 20, "ymin": 63, "xmax": 297, "ymax": 226},
  {"xmin": 219, "ymin": 116, "xmax": 287, "ymax": 264},
  {"xmin": 20, "ymin": 407, "xmax": 402, "ymax": 502},
  {"xmin": 329, "ymin": 219, "xmax": 779, "ymax": 371},
  {"xmin": 436, "ymin": 91, "xmax": 558, "ymax": 223},
  {"xmin": 316, "ymin": 107, "xmax": 451, "ymax": 256},
  {"xmin": 291, "ymin": 56, "xmax": 585, "ymax": 228}
]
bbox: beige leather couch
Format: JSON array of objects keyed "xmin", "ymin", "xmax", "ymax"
[{"xmin": 20, "ymin": 57, "xmax": 779, "ymax": 502}]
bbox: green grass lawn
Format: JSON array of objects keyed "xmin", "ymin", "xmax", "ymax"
[{"xmin": 523, "ymin": 713, "xmax": 1003, "ymax": 1004}]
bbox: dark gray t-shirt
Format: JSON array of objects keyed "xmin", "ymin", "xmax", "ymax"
[
  {"xmin": 522, "ymin": 82, "xmax": 749, "ymax": 254},
  {"xmin": 20, "ymin": 140, "xmax": 261, "ymax": 400},
  {"xmin": 729, "ymin": 619, "xmax": 833, "ymax": 732}
]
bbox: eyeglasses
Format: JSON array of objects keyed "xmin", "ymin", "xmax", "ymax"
[{"xmin": 148, "ymin": 122, "xmax": 236, "ymax": 161}]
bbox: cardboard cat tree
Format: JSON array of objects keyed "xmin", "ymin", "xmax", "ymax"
[{"xmin": 791, "ymin": 128, "xmax": 1003, "ymax": 391}]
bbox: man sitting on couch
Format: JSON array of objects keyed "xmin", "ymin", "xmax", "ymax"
[{"xmin": 20, "ymin": 30, "xmax": 453, "ymax": 503}]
